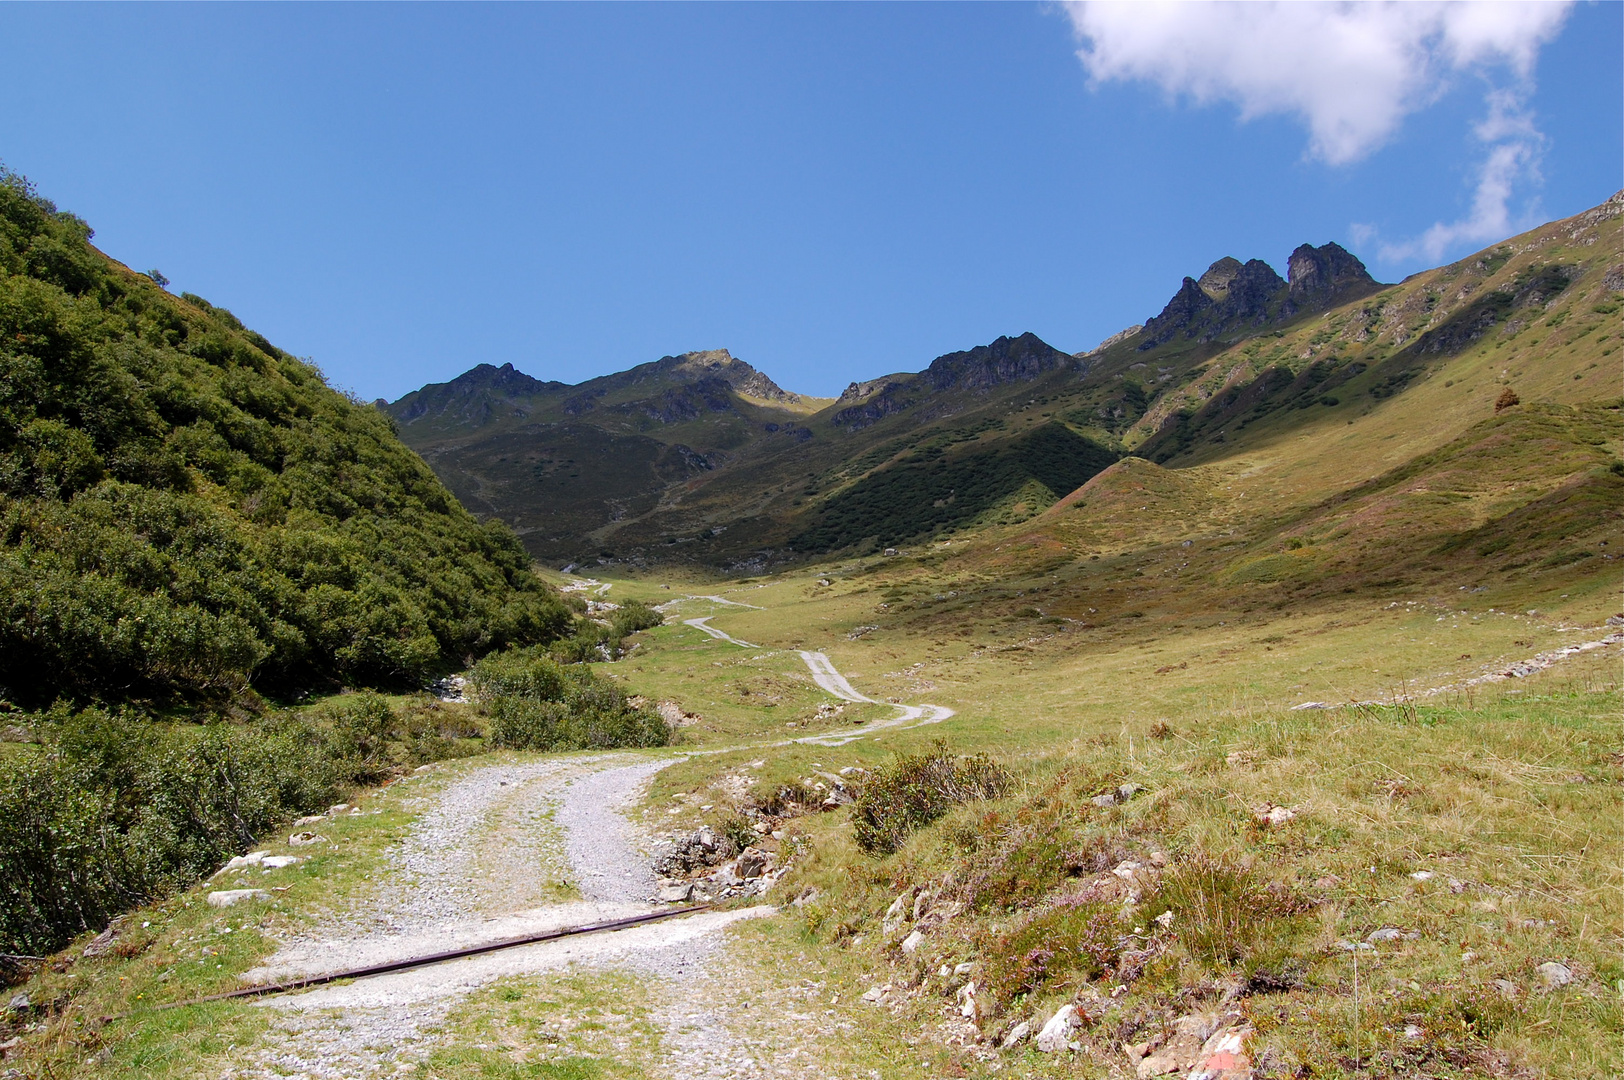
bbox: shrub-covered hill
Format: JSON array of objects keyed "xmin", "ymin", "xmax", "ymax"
[{"xmin": 0, "ymin": 170, "xmax": 571, "ymax": 709}]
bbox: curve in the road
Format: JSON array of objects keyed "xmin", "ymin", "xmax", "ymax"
[{"xmin": 683, "ymin": 616, "xmax": 759, "ymax": 649}]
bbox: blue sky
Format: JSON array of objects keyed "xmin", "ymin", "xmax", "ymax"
[{"xmin": 1, "ymin": 3, "xmax": 1617, "ymax": 400}]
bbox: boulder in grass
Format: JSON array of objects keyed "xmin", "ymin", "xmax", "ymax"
[{"xmin": 207, "ymin": 889, "xmax": 269, "ymax": 908}]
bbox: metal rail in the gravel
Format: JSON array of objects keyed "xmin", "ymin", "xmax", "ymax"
[{"xmin": 125, "ymin": 905, "xmax": 713, "ymax": 1017}]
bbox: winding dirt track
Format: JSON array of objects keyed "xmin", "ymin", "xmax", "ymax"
[{"xmin": 225, "ymin": 600, "xmax": 949, "ymax": 1078}]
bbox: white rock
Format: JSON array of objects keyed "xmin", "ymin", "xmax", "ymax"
[
  {"xmin": 882, "ymin": 894, "xmax": 910, "ymax": 935},
  {"xmin": 1112, "ymin": 860, "xmax": 1145, "ymax": 880},
  {"xmin": 1410, "ymin": 870, "xmax": 1434, "ymax": 881},
  {"xmin": 900, "ymin": 930, "xmax": 925, "ymax": 954},
  {"xmin": 1153, "ymin": 909, "xmax": 1175, "ymax": 928},
  {"xmin": 657, "ymin": 882, "xmax": 693, "ymax": 903},
  {"xmin": 260, "ymin": 855, "xmax": 302, "ymax": 869},
  {"xmin": 1537, "ymin": 961, "xmax": 1575, "ymax": 988},
  {"xmin": 999, "ymin": 1020, "xmax": 1031, "ymax": 1048},
  {"xmin": 1255, "ymin": 805, "xmax": 1296, "ymax": 826},
  {"xmin": 953, "ymin": 962, "xmax": 975, "ymax": 976},
  {"xmin": 288, "ymin": 831, "xmax": 326, "ymax": 846},
  {"xmin": 1035, "ymin": 1004, "xmax": 1081, "ymax": 1052},
  {"xmin": 206, "ymin": 889, "xmax": 269, "ymax": 908}
]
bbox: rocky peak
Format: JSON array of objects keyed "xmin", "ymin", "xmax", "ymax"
[
  {"xmin": 924, "ymin": 332, "xmax": 1073, "ymax": 393},
  {"xmin": 385, "ymin": 362, "xmax": 564, "ymax": 426},
  {"xmin": 1138, "ymin": 244, "xmax": 1380, "ymax": 350},
  {"xmin": 1197, "ymin": 257, "xmax": 1244, "ymax": 300},
  {"xmin": 1286, "ymin": 242, "xmax": 1377, "ymax": 303}
]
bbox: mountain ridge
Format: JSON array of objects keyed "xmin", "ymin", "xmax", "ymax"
[{"xmin": 383, "ymin": 198, "xmax": 1620, "ymax": 569}]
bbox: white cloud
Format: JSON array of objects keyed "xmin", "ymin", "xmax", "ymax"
[{"xmin": 1064, "ymin": 1, "xmax": 1573, "ymax": 263}]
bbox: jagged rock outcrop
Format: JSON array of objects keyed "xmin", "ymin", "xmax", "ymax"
[
  {"xmin": 1139, "ymin": 243, "xmax": 1382, "ymax": 349},
  {"xmin": 924, "ymin": 332, "xmax": 1074, "ymax": 392}
]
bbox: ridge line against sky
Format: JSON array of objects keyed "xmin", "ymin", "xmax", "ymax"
[{"xmin": 0, "ymin": 2, "xmax": 1616, "ymax": 401}]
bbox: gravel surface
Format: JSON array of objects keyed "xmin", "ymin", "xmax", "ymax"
[
  {"xmin": 226, "ymin": 754, "xmax": 770, "ymax": 1079},
  {"xmin": 219, "ymin": 643, "xmax": 949, "ymax": 1078}
]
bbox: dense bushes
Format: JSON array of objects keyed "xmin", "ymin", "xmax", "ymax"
[
  {"xmin": 0, "ymin": 706, "xmax": 342, "ymax": 954},
  {"xmin": 548, "ymin": 599, "xmax": 665, "ymax": 663},
  {"xmin": 850, "ymin": 744, "xmax": 1011, "ymax": 855},
  {"xmin": 0, "ymin": 166, "xmax": 571, "ymax": 707},
  {"xmin": 469, "ymin": 647, "xmax": 671, "ymax": 752},
  {"xmin": 0, "ymin": 693, "xmax": 484, "ymax": 955}
]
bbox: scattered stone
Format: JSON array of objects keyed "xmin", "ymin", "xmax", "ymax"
[
  {"xmin": 81, "ymin": 922, "xmax": 122, "ymax": 958},
  {"xmin": 1290, "ymin": 701, "xmax": 1333, "ymax": 710},
  {"xmin": 860, "ymin": 984, "xmax": 889, "ymax": 1004},
  {"xmin": 1112, "ymin": 860, "xmax": 1145, "ymax": 880},
  {"xmin": 261, "ymin": 855, "xmax": 302, "ymax": 869},
  {"xmin": 651, "ymin": 826, "xmax": 738, "ymax": 877},
  {"xmin": 1035, "ymin": 1004, "xmax": 1081, "ymax": 1052},
  {"xmin": 1194, "ymin": 1023, "xmax": 1254, "ymax": 1079},
  {"xmin": 1136, "ymin": 1012, "xmax": 1246, "ymax": 1079},
  {"xmin": 1091, "ymin": 792, "xmax": 1119, "ymax": 808},
  {"xmin": 293, "ymin": 815, "xmax": 325, "ymax": 827},
  {"xmin": 956, "ymin": 980, "xmax": 985, "ymax": 1021},
  {"xmin": 206, "ymin": 889, "xmax": 269, "ymax": 908},
  {"xmin": 1492, "ymin": 978, "xmax": 1521, "ymax": 1000},
  {"xmin": 1254, "ymin": 804, "xmax": 1296, "ymax": 827},
  {"xmin": 737, "ymin": 850, "xmax": 769, "ymax": 878},
  {"xmin": 1410, "ymin": 870, "xmax": 1434, "ymax": 881},
  {"xmin": 911, "ymin": 889, "xmax": 932, "ymax": 921},
  {"xmin": 1367, "ymin": 926, "xmax": 1415, "ymax": 943},
  {"xmin": 1226, "ymin": 750, "xmax": 1257, "ymax": 766},
  {"xmin": 790, "ymin": 886, "xmax": 820, "ymax": 908},
  {"xmin": 882, "ymin": 894, "xmax": 911, "ymax": 935},
  {"xmin": 1335, "ymin": 939, "xmax": 1374, "ymax": 952},
  {"xmin": 1118, "ymin": 783, "xmax": 1144, "ymax": 801},
  {"xmin": 1314, "ymin": 875, "xmax": 1342, "ymax": 889},
  {"xmin": 1000, "ymin": 1020, "xmax": 1032, "ymax": 1048},
  {"xmin": 954, "ymin": 962, "xmax": 975, "ymax": 977},
  {"xmin": 900, "ymin": 930, "xmax": 925, "ymax": 954},
  {"xmin": 1402, "ymin": 1023, "xmax": 1424, "ymax": 1041},
  {"xmin": 1537, "ymin": 961, "xmax": 1575, "ymax": 988},
  {"xmin": 657, "ymin": 882, "xmax": 693, "ymax": 903},
  {"xmin": 1153, "ymin": 909, "xmax": 1175, "ymax": 929},
  {"xmin": 288, "ymin": 831, "xmax": 326, "ymax": 846}
]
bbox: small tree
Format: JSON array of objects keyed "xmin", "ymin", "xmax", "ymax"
[{"xmin": 1494, "ymin": 387, "xmax": 1520, "ymax": 413}]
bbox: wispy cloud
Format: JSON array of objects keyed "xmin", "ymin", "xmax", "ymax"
[{"xmin": 1063, "ymin": 1, "xmax": 1573, "ymax": 262}]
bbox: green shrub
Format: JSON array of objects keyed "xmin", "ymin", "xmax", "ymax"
[
  {"xmin": 983, "ymin": 900, "xmax": 1124, "ymax": 1004},
  {"xmin": 471, "ymin": 646, "xmax": 670, "ymax": 752},
  {"xmin": 0, "ymin": 166, "xmax": 573, "ymax": 709},
  {"xmin": 0, "ymin": 704, "xmax": 345, "ymax": 955},
  {"xmin": 610, "ymin": 600, "xmax": 663, "ymax": 638},
  {"xmin": 851, "ymin": 744, "xmax": 1011, "ymax": 856}
]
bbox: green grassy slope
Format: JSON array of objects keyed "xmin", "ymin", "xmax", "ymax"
[
  {"xmin": 384, "ymin": 195, "xmax": 1621, "ymax": 573},
  {"xmin": 0, "ymin": 170, "xmax": 571, "ymax": 709}
]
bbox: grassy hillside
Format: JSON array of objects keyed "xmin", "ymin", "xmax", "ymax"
[
  {"xmin": 386, "ymin": 197, "xmax": 1621, "ymax": 573},
  {"xmin": 0, "ymin": 168, "xmax": 571, "ymax": 709}
]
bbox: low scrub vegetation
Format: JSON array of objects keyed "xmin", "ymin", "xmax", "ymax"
[
  {"xmin": 850, "ymin": 744, "xmax": 1011, "ymax": 855},
  {"xmin": 469, "ymin": 646, "xmax": 670, "ymax": 752}
]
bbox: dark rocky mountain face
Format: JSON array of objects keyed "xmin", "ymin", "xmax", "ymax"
[
  {"xmin": 388, "ymin": 362, "xmax": 566, "ymax": 427},
  {"xmin": 1137, "ymin": 242, "xmax": 1382, "ymax": 349},
  {"xmin": 924, "ymin": 332, "xmax": 1075, "ymax": 392}
]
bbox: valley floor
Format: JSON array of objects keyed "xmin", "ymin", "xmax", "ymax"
[{"xmin": 8, "ymin": 566, "xmax": 1620, "ymax": 1079}]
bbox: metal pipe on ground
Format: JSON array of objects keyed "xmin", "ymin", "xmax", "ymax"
[{"xmin": 107, "ymin": 904, "xmax": 713, "ymax": 1021}]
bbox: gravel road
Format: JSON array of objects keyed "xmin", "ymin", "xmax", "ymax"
[{"xmin": 229, "ymin": 754, "xmax": 771, "ymax": 1079}]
